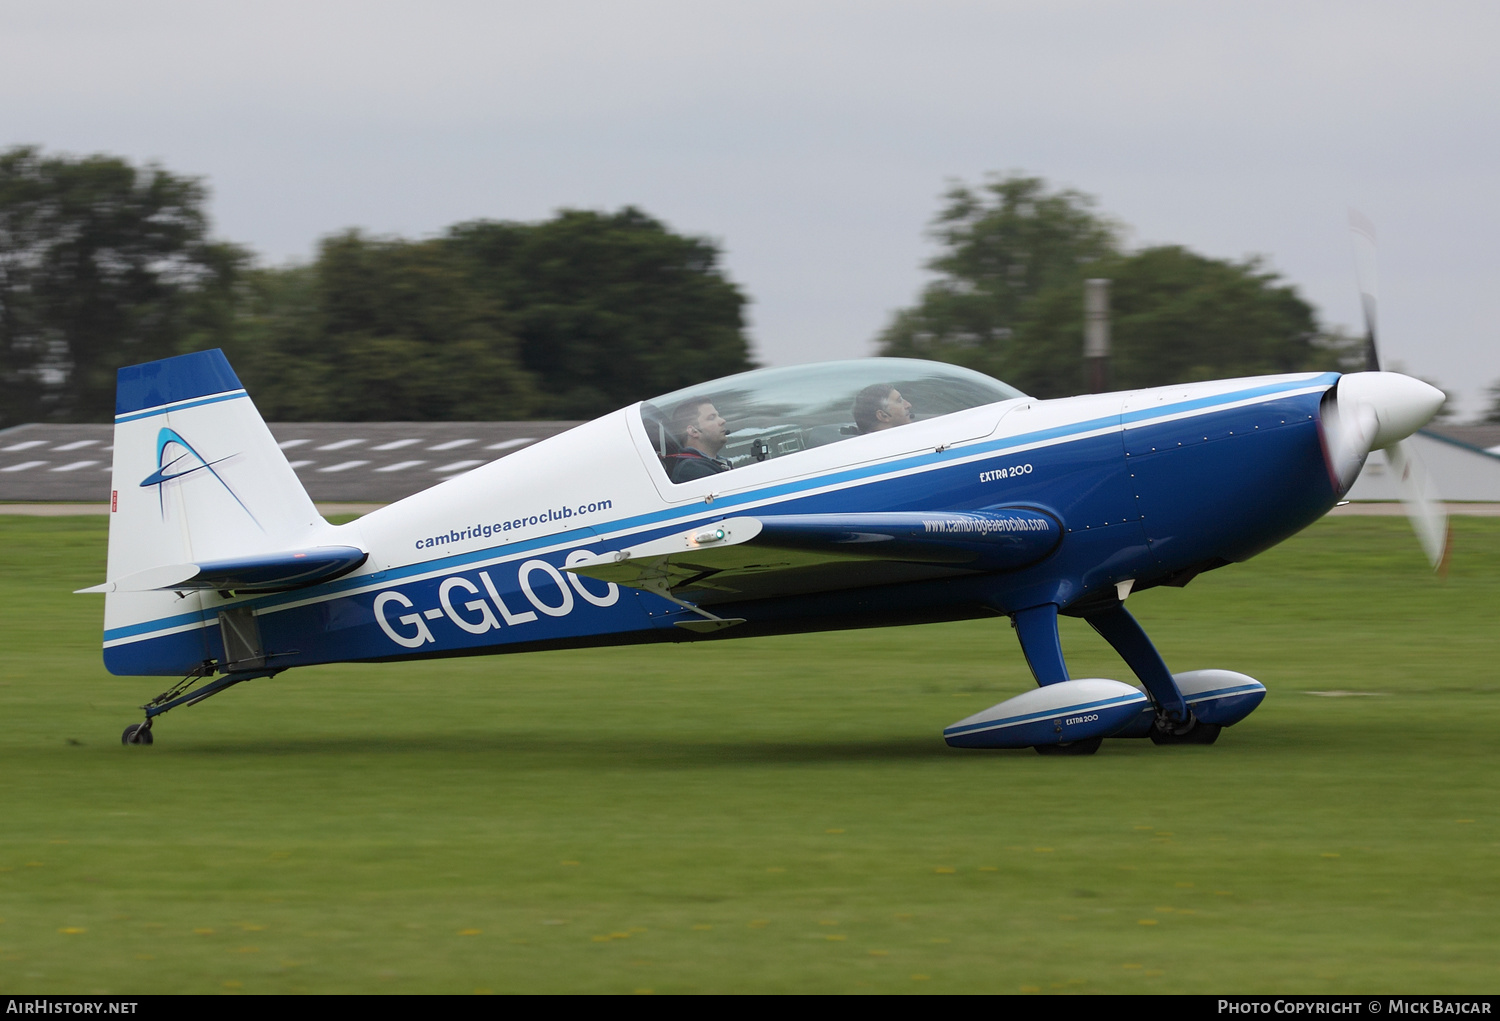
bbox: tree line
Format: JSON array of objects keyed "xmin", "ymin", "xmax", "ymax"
[
  {"xmin": 0, "ymin": 146, "xmax": 753, "ymax": 425},
  {"xmin": 877, "ymin": 174, "xmax": 1374, "ymax": 399},
  {"xmin": 3, "ymin": 147, "xmax": 1485, "ymax": 425}
]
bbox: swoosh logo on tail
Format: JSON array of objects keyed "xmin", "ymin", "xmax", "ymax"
[{"xmin": 139, "ymin": 427, "xmax": 261, "ymax": 528}]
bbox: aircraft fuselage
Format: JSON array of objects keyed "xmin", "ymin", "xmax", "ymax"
[{"xmin": 102, "ymin": 371, "xmax": 1344, "ymax": 677}]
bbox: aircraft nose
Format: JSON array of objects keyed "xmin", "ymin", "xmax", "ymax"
[{"xmin": 1334, "ymin": 371, "xmax": 1446, "ymax": 450}]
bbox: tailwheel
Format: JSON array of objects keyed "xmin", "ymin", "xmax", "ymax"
[
  {"xmin": 1150, "ymin": 715, "xmax": 1221, "ymax": 745},
  {"xmin": 121, "ymin": 722, "xmax": 154, "ymax": 746},
  {"xmin": 1034, "ymin": 737, "xmax": 1102, "ymax": 756}
]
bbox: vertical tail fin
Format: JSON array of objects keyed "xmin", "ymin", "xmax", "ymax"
[{"xmin": 100, "ymin": 349, "xmax": 327, "ymax": 674}]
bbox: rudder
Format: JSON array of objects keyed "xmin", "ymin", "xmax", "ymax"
[{"xmin": 100, "ymin": 349, "xmax": 329, "ymax": 675}]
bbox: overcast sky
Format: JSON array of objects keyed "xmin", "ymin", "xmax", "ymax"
[{"xmin": 4, "ymin": 1, "xmax": 1497, "ymax": 416}]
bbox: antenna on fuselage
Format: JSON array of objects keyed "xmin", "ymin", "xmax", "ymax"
[{"xmin": 1084, "ymin": 278, "xmax": 1111, "ymax": 393}]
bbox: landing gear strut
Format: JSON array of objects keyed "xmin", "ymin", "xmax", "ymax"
[
  {"xmin": 946, "ymin": 597, "xmax": 1264, "ymax": 753},
  {"xmin": 120, "ymin": 661, "xmax": 278, "ymax": 747},
  {"xmin": 1084, "ymin": 603, "xmax": 1191, "ymax": 724},
  {"xmin": 1014, "ymin": 600, "xmax": 1220, "ymax": 752}
]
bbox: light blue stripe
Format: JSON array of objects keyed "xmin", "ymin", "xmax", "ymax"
[
  {"xmin": 1118, "ymin": 376, "xmax": 1332, "ymax": 426},
  {"xmin": 114, "ymin": 390, "xmax": 248, "ymax": 424},
  {"xmin": 105, "ymin": 376, "xmax": 1334, "ymax": 645},
  {"xmin": 105, "ymin": 610, "xmax": 210, "ymax": 642}
]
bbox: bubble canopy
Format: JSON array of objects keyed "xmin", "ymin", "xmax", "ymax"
[{"xmin": 638, "ymin": 357, "xmax": 1025, "ymax": 481}]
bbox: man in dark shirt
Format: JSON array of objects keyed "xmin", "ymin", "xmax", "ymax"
[
  {"xmin": 668, "ymin": 399, "xmax": 733, "ymax": 483},
  {"xmin": 852, "ymin": 383, "xmax": 914, "ymax": 434}
]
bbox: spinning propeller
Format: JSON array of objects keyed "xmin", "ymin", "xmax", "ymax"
[{"xmin": 1324, "ymin": 212, "xmax": 1450, "ymax": 569}]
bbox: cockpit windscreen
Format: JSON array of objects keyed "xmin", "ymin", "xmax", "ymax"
[{"xmin": 638, "ymin": 358, "xmax": 1024, "ymax": 483}]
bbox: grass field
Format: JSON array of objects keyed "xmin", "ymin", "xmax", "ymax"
[{"xmin": 0, "ymin": 513, "xmax": 1496, "ymax": 994}]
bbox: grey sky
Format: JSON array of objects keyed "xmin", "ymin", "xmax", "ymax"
[{"xmin": 4, "ymin": 1, "xmax": 1497, "ymax": 415}]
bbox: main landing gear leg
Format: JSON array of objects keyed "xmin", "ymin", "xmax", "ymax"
[
  {"xmin": 1011, "ymin": 604, "xmax": 1070, "ymax": 687},
  {"xmin": 1083, "ymin": 603, "xmax": 1219, "ymax": 745},
  {"xmin": 1009, "ymin": 604, "xmax": 1100, "ymax": 755}
]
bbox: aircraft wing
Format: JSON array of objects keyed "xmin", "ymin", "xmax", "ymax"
[
  {"xmin": 565, "ymin": 510, "xmax": 1060, "ymax": 605},
  {"xmin": 76, "ymin": 545, "xmax": 368, "ymax": 594}
]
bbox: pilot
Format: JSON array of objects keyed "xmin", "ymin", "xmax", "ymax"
[
  {"xmin": 668, "ymin": 399, "xmax": 733, "ymax": 483},
  {"xmin": 853, "ymin": 383, "xmax": 914, "ymax": 434}
]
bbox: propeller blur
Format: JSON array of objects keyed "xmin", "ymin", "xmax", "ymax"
[
  {"xmin": 85, "ymin": 344, "xmax": 1444, "ymax": 754},
  {"xmin": 1348, "ymin": 210, "xmax": 1451, "ymax": 569}
]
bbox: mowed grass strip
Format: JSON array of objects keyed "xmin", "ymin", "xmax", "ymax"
[{"xmin": 0, "ymin": 514, "xmax": 1496, "ymax": 993}]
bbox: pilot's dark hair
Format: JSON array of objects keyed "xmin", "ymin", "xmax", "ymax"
[
  {"xmin": 852, "ymin": 383, "xmax": 896, "ymax": 434},
  {"xmin": 670, "ymin": 398, "xmax": 717, "ymax": 443}
]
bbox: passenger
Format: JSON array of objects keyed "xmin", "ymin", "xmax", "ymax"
[
  {"xmin": 667, "ymin": 399, "xmax": 733, "ymax": 483},
  {"xmin": 852, "ymin": 383, "xmax": 914, "ymax": 433}
]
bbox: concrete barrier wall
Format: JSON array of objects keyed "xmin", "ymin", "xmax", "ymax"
[{"xmin": 0, "ymin": 421, "xmax": 583, "ymax": 504}]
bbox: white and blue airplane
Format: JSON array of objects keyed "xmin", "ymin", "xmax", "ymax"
[{"xmin": 83, "ymin": 341, "xmax": 1445, "ymax": 754}]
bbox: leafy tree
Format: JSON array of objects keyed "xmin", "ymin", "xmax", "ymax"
[
  {"xmin": 879, "ymin": 174, "xmax": 1345, "ymax": 398},
  {"xmin": 1, "ymin": 147, "xmax": 752, "ymax": 424},
  {"xmin": 0, "ymin": 146, "xmax": 242, "ymax": 425},
  {"xmin": 233, "ymin": 209, "xmax": 754, "ymax": 421},
  {"xmin": 1006, "ymin": 246, "xmax": 1331, "ymax": 397},
  {"xmin": 230, "ymin": 232, "xmax": 537, "ymax": 422},
  {"xmin": 446, "ymin": 208, "xmax": 753, "ymax": 418},
  {"xmin": 877, "ymin": 175, "xmax": 1120, "ymax": 372}
]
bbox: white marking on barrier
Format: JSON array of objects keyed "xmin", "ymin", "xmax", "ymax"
[
  {"xmin": 373, "ymin": 438, "xmax": 421, "ymax": 451},
  {"xmin": 429, "ymin": 438, "xmax": 476, "ymax": 451},
  {"xmin": 1, "ymin": 460, "xmax": 46, "ymax": 472},
  {"xmin": 317, "ymin": 438, "xmax": 365, "ymax": 451},
  {"xmin": 434, "ymin": 459, "xmax": 484, "ymax": 473},
  {"xmin": 376, "ymin": 460, "xmax": 426, "ymax": 472},
  {"xmin": 485, "ymin": 438, "xmax": 536, "ymax": 451},
  {"xmin": 51, "ymin": 460, "xmax": 98, "ymax": 472}
]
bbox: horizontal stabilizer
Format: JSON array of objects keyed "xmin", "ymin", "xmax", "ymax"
[
  {"xmin": 77, "ymin": 545, "xmax": 367, "ymax": 594},
  {"xmin": 566, "ymin": 510, "xmax": 1061, "ymax": 604}
]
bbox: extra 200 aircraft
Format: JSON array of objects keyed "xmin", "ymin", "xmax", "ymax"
[{"xmin": 84, "ymin": 337, "xmax": 1445, "ymax": 755}]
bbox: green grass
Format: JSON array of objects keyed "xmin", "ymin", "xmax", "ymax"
[{"xmin": 1, "ymin": 514, "xmax": 1497, "ymax": 994}]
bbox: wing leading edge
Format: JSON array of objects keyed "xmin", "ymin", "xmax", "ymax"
[{"xmin": 565, "ymin": 510, "xmax": 1061, "ymax": 605}]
